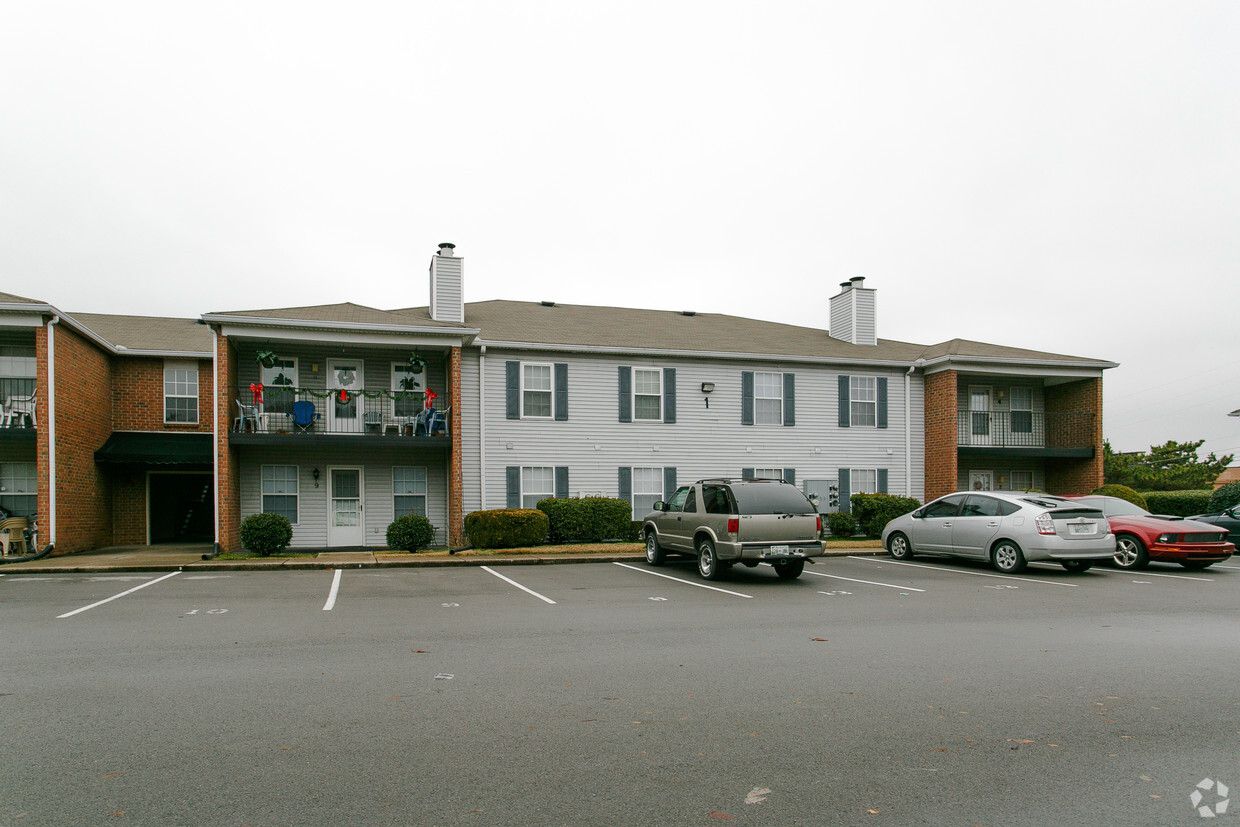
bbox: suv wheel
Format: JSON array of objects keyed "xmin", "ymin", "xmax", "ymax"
[
  {"xmin": 644, "ymin": 531, "xmax": 666, "ymax": 566},
  {"xmin": 991, "ymin": 540, "xmax": 1027, "ymax": 574},
  {"xmin": 773, "ymin": 559, "xmax": 805, "ymax": 580},
  {"xmin": 697, "ymin": 537, "xmax": 723, "ymax": 581}
]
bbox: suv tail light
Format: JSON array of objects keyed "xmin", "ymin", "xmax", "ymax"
[
  {"xmin": 817, "ymin": 515, "xmax": 823, "ymax": 534},
  {"xmin": 727, "ymin": 518, "xmax": 739, "ymax": 534},
  {"xmin": 1035, "ymin": 512, "xmax": 1056, "ymax": 535}
]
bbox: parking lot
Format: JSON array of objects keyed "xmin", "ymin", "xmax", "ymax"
[{"xmin": 4, "ymin": 555, "xmax": 1239, "ymax": 825}]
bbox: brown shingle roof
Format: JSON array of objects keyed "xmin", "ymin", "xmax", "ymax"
[
  {"xmin": 207, "ymin": 302, "xmax": 464, "ymax": 329},
  {"xmin": 70, "ymin": 313, "xmax": 212, "ymax": 354},
  {"xmin": 0, "ymin": 291, "xmax": 45, "ymax": 305}
]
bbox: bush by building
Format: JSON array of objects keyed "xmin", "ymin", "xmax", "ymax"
[
  {"xmin": 826, "ymin": 511, "xmax": 857, "ymax": 537},
  {"xmin": 1088, "ymin": 484, "xmax": 1147, "ymax": 510},
  {"xmin": 239, "ymin": 512, "xmax": 293, "ymax": 557},
  {"xmin": 1209, "ymin": 481, "xmax": 1240, "ymax": 512},
  {"xmin": 463, "ymin": 509, "xmax": 549, "ymax": 549},
  {"xmin": 385, "ymin": 514, "xmax": 436, "ymax": 552},
  {"xmin": 849, "ymin": 493, "xmax": 921, "ymax": 539},
  {"xmin": 1142, "ymin": 490, "xmax": 1212, "ymax": 517},
  {"xmin": 537, "ymin": 497, "xmax": 633, "ymax": 544}
]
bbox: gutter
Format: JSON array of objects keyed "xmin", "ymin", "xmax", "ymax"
[
  {"xmin": 478, "ymin": 345, "xmax": 487, "ymax": 510},
  {"xmin": 46, "ymin": 315, "xmax": 59, "ymax": 551},
  {"xmin": 201, "ymin": 313, "xmax": 481, "ymax": 340},
  {"xmin": 203, "ymin": 325, "xmax": 221, "ymax": 560},
  {"xmin": 472, "ymin": 339, "xmax": 922, "ymax": 369}
]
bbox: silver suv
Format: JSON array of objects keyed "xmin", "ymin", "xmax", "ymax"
[{"xmin": 642, "ymin": 478, "xmax": 825, "ymax": 580}]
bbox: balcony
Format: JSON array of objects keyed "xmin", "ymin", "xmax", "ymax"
[
  {"xmin": 231, "ymin": 386, "xmax": 450, "ymax": 447},
  {"xmin": 956, "ymin": 410, "xmax": 1095, "ymax": 457}
]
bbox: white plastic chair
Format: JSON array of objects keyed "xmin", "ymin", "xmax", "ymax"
[{"xmin": 7, "ymin": 395, "xmax": 35, "ymax": 427}]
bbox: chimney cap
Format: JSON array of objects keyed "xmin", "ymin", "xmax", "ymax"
[
  {"xmin": 437, "ymin": 242, "xmax": 456, "ymax": 255},
  {"xmin": 839, "ymin": 281, "xmax": 852, "ymax": 290},
  {"xmin": 850, "ymin": 275, "xmax": 866, "ymax": 286}
]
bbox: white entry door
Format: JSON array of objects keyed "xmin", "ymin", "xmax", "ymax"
[
  {"xmin": 969, "ymin": 471, "xmax": 993, "ymax": 492},
  {"xmin": 327, "ymin": 467, "xmax": 364, "ymax": 546},
  {"xmin": 969, "ymin": 386, "xmax": 992, "ymax": 446},
  {"xmin": 328, "ymin": 361, "xmax": 365, "ymax": 434}
]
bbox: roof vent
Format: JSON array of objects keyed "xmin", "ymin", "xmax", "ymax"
[
  {"xmin": 681, "ymin": 310, "xmax": 696, "ymax": 316},
  {"xmin": 541, "ymin": 300, "xmax": 556, "ymax": 307}
]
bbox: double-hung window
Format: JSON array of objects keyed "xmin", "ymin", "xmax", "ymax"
[
  {"xmin": 1010, "ymin": 387, "xmax": 1033, "ymax": 434},
  {"xmin": 393, "ymin": 467, "xmax": 427, "ymax": 517},
  {"xmin": 633, "ymin": 369, "xmax": 662, "ymax": 421},
  {"xmin": 850, "ymin": 377, "xmax": 877, "ymax": 427},
  {"xmin": 754, "ymin": 372, "xmax": 783, "ymax": 425},
  {"xmin": 1009, "ymin": 470, "xmax": 1034, "ymax": 491},
  {"xmin": 523, "ymin": 364, "xmax": 553, "ymax": 418},
  {"xmin": 521, "ymin": 467, "xmax": 556, "ymax": 509},
  {"xmin": 392, "ymin": 363, "xmax": 425, "ymax": 418},
  {"xmin": 164, "ymin": 360, "xmax": 198, "ymax": 424},
  {"xmin": 850, "ymin": 468, "xmax": 879, "ymax": 495},
  {"xmin": 261, "ymin": 358, "xmax": 298, "ymax": 416},
  {"xmin": 630, "ymin": 467, "xmax": 664, "ymax": 519},
  {"xmin": 0, "ymin": 462, "xmax": 36, "ymax": 518},
  {"xmin": 261, "ymin": 465, "xmax": 299, "ymax": 523}
]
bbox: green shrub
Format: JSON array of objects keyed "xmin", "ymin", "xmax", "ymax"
[
  {"xmin": 463, "ymin": 509, "xmax": 549, "ymax": 549},
  {"xmin": 1209, "ymin": 481, "xmax": 1240, "ymax": 512},
  {"xmin": 826, "ymin": 511, "xmax": 857, "ymax": 537},
  {"xmin": 385, "ymin": 514, "xmax": 436, "ymax": 552},
  {"xmin": 1142, "ymin": 490, "xmax": 1212, "ymax": 517},
  {"xmin": 538, "ymin": 497, "xmax": 633, "ymax": 544},
  {"xmin": 239, "ymin": 512, "xmax": 293, "ymax": 557},
  {"xmin": 1088, "ymin": 484, "xmax": 1147, "ymax": 510},
  {"xmin": 849, "ymin": 493, "xmax": 921, "ymax": 539}
]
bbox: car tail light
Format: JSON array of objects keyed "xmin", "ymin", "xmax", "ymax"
[
  {"xmin": 727, "ymin": 518, "xmax": 739, "ymax": 534},
  {"xmin": 817, "ymin": 515, "xmax": 823, "ymax": 534},
  {"xmin": 1035, "ymin": 513, "xmax": 1056, "ymax": 535}
]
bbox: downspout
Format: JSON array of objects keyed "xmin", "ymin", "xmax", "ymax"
[
  {"xmin": 202, "ymin": 326, "xmax": 221, "ymax": 559},
  {"xmin": 905, "ymin": 360, "xmax": 922, "ymax": 498},
  {"xmin": 478, "ymin": 345, "xmax": 487, "ymax": 510}
]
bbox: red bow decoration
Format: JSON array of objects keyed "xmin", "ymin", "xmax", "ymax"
[
  {"xmin": 423, "ymin": 388, "xmax": 438, "ymax": 409},
  {"xmin": 250, "ymin": 382, "xmax": 263, "ymax": 404},
  {"xmin": 339, "ymin": 389, "xmax": 349, "ymax": 404}
]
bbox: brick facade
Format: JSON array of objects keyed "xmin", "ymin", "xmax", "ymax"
[
  {"xmin": 923, "ymin": 370, "xmax": 958, "ymax": 502},
  {"xmin": 448, "ymin": 346, "xmax": 464, "ymax": 547},
  {"xmin": 216, "ymin": 334, "xmax": 240, "ymax": 551},
  {"xmin": 113, "ymin": 357, "xmax": 213, "ymax": 432},
  {"xmin": 1043, "ymin": 377, "xmax": 1104, "ymax": 495}
]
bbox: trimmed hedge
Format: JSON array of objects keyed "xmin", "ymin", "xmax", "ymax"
[
  {"xmin": 385, "ymin": 514, "xmax": 436, "ymax": 552},
  {"xmin": 1210, "ymin": 481, "xmax": 1240, "ymax": 512},
  {"xmin": 1142, "ymin": 490, "xmax": 1212, "ymax": 518},
  {"xmin": 463, "ymin": 509, "xmax": 549, "ymax": 549},
  {"xmin": 1089, "ymin": 484, "xmax": 1147, "ymax": 510},
  {"xmin": 538, "ymin": 497, "xmax": 634, "ymax": 544},
  {"xmin": 850, "ymin": 493, "xmax": 921, "ymax": 539},
  {"xmin": 240, "ymin": 512, "xmax": 293, "ymax": 557},
  {"xmin": 826, "ymin": 511, "xmax": 857, "ymax": 537}
]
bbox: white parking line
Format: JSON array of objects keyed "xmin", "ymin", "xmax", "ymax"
[
  {"xmin": 848, "ymin": 556, "xmax": 1078, "ymax": 588},
  {"xmin": 1091, "ymin": 568, "xmax": 1213, "ymax": 582},
  {"xmin": 612, "ymin": 562, "xmax": 754, "ymax": 598},
  {"xmin": 481, "ymin": 566, "xmax": 557, "ymax": 605},
  {"xmin": 323, "ymin": 569, "xmax": 343, "ymax": 611},
  {"xmin": 802, "ymin": 569, "xmax": 925, "ymax": 592},
  {"xmin": 57, "ymin": 570, "xmax": 182, "ymax": 618}
]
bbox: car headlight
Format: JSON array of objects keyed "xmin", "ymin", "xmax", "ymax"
[{"xmin": 1157, "ymin": 533, "xmax": 1177, "ymax": 544}]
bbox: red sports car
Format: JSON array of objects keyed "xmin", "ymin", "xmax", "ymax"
[{"xmin": 1070, "ymin": 495, "xmax": 1235, "ymax": 570}]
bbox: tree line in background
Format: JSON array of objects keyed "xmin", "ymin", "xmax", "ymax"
[{"xmin": 1103, "ymin": 439, "xmax": 1234, "ymax": 492}]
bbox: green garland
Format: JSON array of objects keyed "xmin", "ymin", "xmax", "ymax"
[{"xmin": 263, "ymin": 386, "xmax": 426, "ymax": 401}]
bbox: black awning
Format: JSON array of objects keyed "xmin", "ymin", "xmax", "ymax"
[{"xmin": 95, "ymin": 432, "xmax": 213, "ymax": 465}]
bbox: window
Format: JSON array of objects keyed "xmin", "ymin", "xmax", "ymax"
[
  {"xmin": 633, "ymin": 369, "xmax": 662, "ymax": 421},
  {"xmin": 754, "ymin": 372, "xmax": 783, "ymax": 424},
  {"xmin": 261, "ymin": 465, "xmax": 299, "ymax": 523},
  {"xmin": 164, "ymin": 360, "xmax": 198, "ymax": 424},
  {"xmin": 850, "ymin": 468, "xmax": 878, "ymax": 495},
  {"xmin": 523, "ymin": 364, "xmax": 553, "ymax": 418},
  {"xmin": 0, "ymin": 345, "xmax": 36, "ymax": 407},
  {"xmin": 392, "ymin": 363, "xmax": 425, "ymax": 418},
  {"xmin": 703, "ymin": 484, "xmax": 733, "ymax": 514},
  {"xmin": 1010, "ymin": 387, "xmax": 1033, "ymax": 434},
  {"xmin": 923, "ymin": 495, "xmax": 965, "ymax": 518},
  {"xmin": 962, "ymin": 495, "xmax": 1002, "ymax": 518},
  {"xmin": 850, "ymin": 377, "xmax": 877, "ymax": 427},
  {"xmin": 753, "ymin": 468, "xmax": 784, "ymax": 480},
  {"xmin": 1010, "ymin": 470, "xmax": 1034, "ymax": 491},
  {"xmin": 631, "ymin": 467, "xmax": 664, "ymax": 519},
  {"xmin": 521, "ymin": 467, "xmax": 555, "ymax": 509},
  {"xmin": 261, "ymin": 358, "xmax": 298, "ymax": 416},
  {"xmin": 0, "ymin": 462, "xmax": 36, "ymax": 518},
  {"xmin": 393, "ymin": 467, "xmax": 427, "ymax": 517}
]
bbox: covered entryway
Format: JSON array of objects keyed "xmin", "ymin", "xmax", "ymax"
[
  {"xmin": 95, "ymin": 432, "xmax": 214, "ymax": 546},
  {"xmin": 149, "ymin": 472, "xmax": 213, "ymax": 543}
]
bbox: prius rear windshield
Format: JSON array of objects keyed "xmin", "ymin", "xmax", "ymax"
[{"xmin": 728, "ymin": 483, "xmax": 816, "ymax": 515}]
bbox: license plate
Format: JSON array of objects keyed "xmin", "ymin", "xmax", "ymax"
[
  {"xmin": 769, "ymin": 545, "xmax": 791, "ymax": 556},
  {"xmin": 1069, "ymin": 523, "xmax": 1094, "ymax": 535}
]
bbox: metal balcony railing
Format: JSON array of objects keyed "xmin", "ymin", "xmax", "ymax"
[
  {"xmin": 956, "ymin": 410, "xmax": 1093, "ymax": 449},
  {"xmin": 234, "ymin": 386, "xmax": 449, "ymax": 437}
]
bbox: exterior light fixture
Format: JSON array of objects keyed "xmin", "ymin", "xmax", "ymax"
[
  {"xmin": 701, "ymin": 382, "xmax": 715, "ymax": 393},
  {"xmin": 313, "ymin": 468, "xmax": 320, "ymax": 488}
]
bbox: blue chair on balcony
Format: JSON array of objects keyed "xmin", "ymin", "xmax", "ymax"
[{"xmin": 291, "ymin": 400, "xmax": 321, "ymax": 433}]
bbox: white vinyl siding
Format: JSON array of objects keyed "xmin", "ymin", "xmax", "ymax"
[
  {"xmin": 850, "ymin": 377, "xmax": 877, "ymax": 427},
  {"xmin": 163, "ymin": 360, "xmax": 198, "ymax": 424},
  {"xmin": 631, "ymin": 467, "xmax": 664, "ymax": 519},
  {"xmin": 393, "ymin": 467, "xmax": 427, "ymax": 517},
  {"xmin": 521, "ymin": 467, "xmax": 555, "ymax": 509},
  {"xmin": 0, "ymin": 461, "xmax": 36, "ymax": 518},
  {"xmin": 633, "ymin": 369, "xmax": 662, "ymax": 421},
  {"xmin": 754, "ymin": 371, "xmax": 783, "ymax": 425},
  {"xmin": 523, "ymin": 364, "xmax": 553, "ymax": 419},
  {"xmin": 261, "ymin": 465, "xmax": 299, "ymax": 524}
]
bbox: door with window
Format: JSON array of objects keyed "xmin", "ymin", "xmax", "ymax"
[
  {"xmin": 327, "ymin": 467, "xmax": 364, "ymax": 546},
  {"xmin": 969, "ymin": 386, "xmax": 992, "ymax": 445},
  {"xmin": 969, "ymin": 471, "xmax": 993, "ymax": 492},
  {"xmin": 328, "ymin": 361, "xmax": 365, "ymax": 433}
]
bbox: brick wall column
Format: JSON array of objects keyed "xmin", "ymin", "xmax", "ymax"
[
  {"xmin": 35, "ymin": 321, "xmax": 50, "ymax": 551},
  {"xmin": 1044, "ymin": 377, "xmax": 1104, "ymax": 495},
  {"xmin": 448, "ymin": 346, "xmax": 464, "ymax": 547},
  {"xmin": 923, "ymin": 369, "xmax": 958, "ymax": 502},
  {"xmin": 215, "ymin": 331, "xmax": 241, "ymax": 551}
]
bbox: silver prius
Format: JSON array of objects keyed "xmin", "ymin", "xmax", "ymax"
[{"xmin": 881, "ymin": 491, "xmax": 1116, "ymax": 574}]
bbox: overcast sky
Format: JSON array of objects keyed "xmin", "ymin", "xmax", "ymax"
[{"xmin": 2, "ymin": 2, "xmax": 1237, "ymax": 465}]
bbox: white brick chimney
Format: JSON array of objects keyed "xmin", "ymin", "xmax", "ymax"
[
  {"xmin": 429, "ymin": 242, "xmax": 464, "ymax": 323},
  {"xmin": 828, "ymin": 276, "xmax": 877, "ymax": 346}
]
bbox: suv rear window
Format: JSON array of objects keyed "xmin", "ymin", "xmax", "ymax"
[{"xmin": 728, "ymin": 482, "xmax": 816, "ymax": 515}]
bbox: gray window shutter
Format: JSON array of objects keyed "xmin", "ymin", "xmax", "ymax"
[
  {"xmin": 784, "ymin": 373, "xmax": 795, "ymax": 426},
  {"xmin": 663, "ymin": 467, "xmax": 676, "ymax": 497},
  {"xmin": 838, "ymin": 375, "xmax": 850, "ymax": 427},
  {"xmin": 506, "ymin": 362, "xmax": 520, "ymax": 420},
  {"xmin": 618, "ymin": 467, "xmax": 632, "ymax": 503},
  {"xmin": 877, "ymin": 468, "xmax": 888, "ymax": 494},
  {"xmin": 742, "ymin": 467, "xmax": 755, "ymax": 480},
  {"xmin": 877, "ymin": 377, "xmax": 888, "ymax": 429},
  {"xmin": 663, "ymin": 368, "xmax": 676, "ymax": 423},
  {"xmin": 506, "ymin": 466, "xmax": 520, "ymax": 508},
  {"xmin": 618, "ymin": 366, "xmax": 632, "ymax": 423},
  {"xmin": 741, "ymin": 371, "xmax": 754, "ymax": 425},
  {"xmin": 838, "ymin": 468, "xmax": 851, "ymax": 514},
  {"xmin": 554, "ymin": 363, "xmax": 568, "ymax": 421},
  {"xmin": 555, "ymin": 466, "xmax": 569, "ymax": 499},
  {"xmin": 784, "ymin": 468, "xmax": 796, "ymax": 485}
]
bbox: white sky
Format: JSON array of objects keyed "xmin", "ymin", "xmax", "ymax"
[{"xmin": 2, "ymin": 1, "xmax": 1238, "ymax": 465}]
